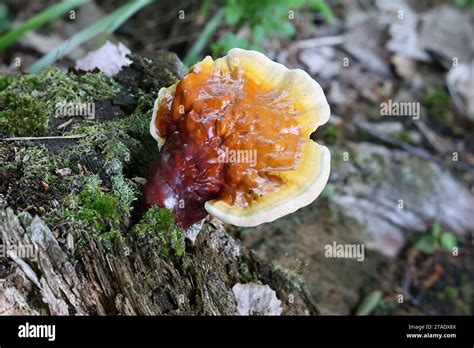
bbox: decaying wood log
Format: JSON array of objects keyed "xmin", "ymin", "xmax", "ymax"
[{"xmin": 0, "ymin": 208, "xmax": 318, "ymax": 315}]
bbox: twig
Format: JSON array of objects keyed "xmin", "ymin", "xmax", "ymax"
[
  {"xmin": 412, "ymin": 121, "xmax": 453, "ymax": 155},
  {"xmin": 290, "ymin": 35, "xmax": 344, "ymax": 50},
  {"xmin": 147, "ymin": 33, "xmax": 198, "ymax": 50},
  {"xmin": 56, "ymin": 119, "xmax": 74, "ymax": 130},
  {"xmin": 353, "ymin": 117, "xmax": 442, "ymax": 165},
  {"xmin": 2, "ymin": 134, "xmax": 86, "ymax": 141},
  {"xmin": 7, "ymin": 251, "xmax": 42, "ymax": 290}
]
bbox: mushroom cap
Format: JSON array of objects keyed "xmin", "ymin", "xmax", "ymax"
[{"xmin": 150, "ymin": 48, "xmax": 330, "ymax": 227}]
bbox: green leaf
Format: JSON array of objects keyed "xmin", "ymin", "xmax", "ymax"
[
  {"xmin": 431, "ymin": 222, "xmax": 442, "ymax": 239},
  {"xmin": 321, "ymin": 184, "xmax": 336, "ymax": 198},
  {"xmin": 197, "ymin": 0, "xmax": 212, "ymax": 22},
  {"xmin": 0, "ymin": 4, "xmax": 11, "ymax": 34},
  {"xmin": 251, "ymin": 24, "xmax": 266, "ymax": 44},
  {"xmin": 279, "ymin": 21, "xmax": 296, "ymax": 38},
  {"xmin": 356, "ymin": 290, "xmax": 382, "ymax": 315},
  {"xmin": 211, "ymin": 32, "xmax": 249, "ymax": 57},
  {"xmin": 225, "ymin": 0, "xmax": 243, "ymax": 25},
  {"xmin": 0, "ymin": 4, "xmax": 7, "ymax": 18},
  {"xmin": 0, "ymin": 0, "xmax": 87, "ymax": 51},
  {"xmin": 453, "ymin": 0, "xmax": 467, "ymax": 7},
  {"xmin": 413, "ymin": 235, "xmax": 437, "ymax": 254},
  {"xmin": 440, "ymin": 232, "xmax": 457, "ymax": 250},
  {"xmin": 309, "ymin": 0, "xmax": 334, "ymax": 21}
]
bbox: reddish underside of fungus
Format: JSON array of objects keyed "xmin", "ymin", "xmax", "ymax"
[{"xmin": 144, "ymin": 49, "xmax": 330, "ymax": 228}]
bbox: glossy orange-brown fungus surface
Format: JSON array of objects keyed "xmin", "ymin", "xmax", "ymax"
[{"xmin": 144, "ymin": 61, "xmax": 303, "ymax": 227}]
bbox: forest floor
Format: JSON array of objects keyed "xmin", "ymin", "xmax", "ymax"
[{"xmin": 0, "ymin": 0, "xmax": 473, "ymax": 315}]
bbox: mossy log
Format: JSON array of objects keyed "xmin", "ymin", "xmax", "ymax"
[{"xmin": 0, "ymin": 53, "xmax": 318, "ymax": 315}]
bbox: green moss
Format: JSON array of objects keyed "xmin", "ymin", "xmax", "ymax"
[
  {"xmin": 272, "ymin": 263, "xmax": 304, "ymax": 291},
  {"xmin": 66, "ymin": 122, "xmax": 111, "ymax": 158},
  {"xmin": 112, "ymin": 175, "xmax": 138, "ymax": 215},
  {"xmin": 63, "ymin": 176, "xmax": 123, "ymax": 250},
  {"xmin": 422, "ymin": 89, "xmax": 454, "ymax": 125},
  {"xmin": 0, "ymin": 143, "xmax": 17, "ymax": 173},
  {"xmin": 0, "ymin": 143, "xmax": 77, "ymax": 215},
  {"xmin": 81, "ymin": 174, "xmax": 101, "ymax": 191},
  {"xmin": 66, "ymin": 120, "xmax": 141, "ymax": 177},
  {"xmin": 238, "ymin": 263, "xmax": 254, "ymax": 283},
  {"xmin": 322, "ymin": 124, "xmax": 338, "ymax": 144},
  {"xmin": 0, "ymin": 68, "xmax": 119, "ymax": 136},
  {"xmin": 121, "ymin": 96, "xmax": 153, "ymax": 138},
  {"xmin": 77, "ymin": 72, "xmax": 121, "ymax": 99},
  {"xmin": 0, "ymin": 68, "xmax": 120, "ymax": 137},
  {"xmin": 0, "ymin": 91, "xmax": 48, "ymax": 136},
  {"xmin": 43, "ymin": 175, "xmax": 122, "ymax": 252},
  {"xmin": 19, "ymin": 146, "xmax": 68, "ymax": 182},
  {"xmin": 133, "ymin": 206, "xmax": 185, "ymax": 258},
  {"xmin": 0, "ymin": 75, "xmax": 12, "ymax": 91},
  {"xmin": 105, "ymin": 139, "xmax": 131, "ymax": 165},
  {"xmin": 98, "ymin": 228, "xmax": 121, "ymax": 251},
  {"xmin": 395, "ymin": 130, "xmax": 412, "ymax": 143},
  {"xmin": 7, "ymin": 68, "xmax": 119, "ymax": 115},
  {"xmin": 79, "ymin": 189, "xmax": 119, "ymax": 222},
  {"xmin": 64, "ymin": 92, "xmax": 155, "ymax": 179},
  {"xmin": 76, "ymin": 176, "xmax": 120, "ymax": 230}
]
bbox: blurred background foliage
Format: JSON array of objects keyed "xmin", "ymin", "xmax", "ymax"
[
  {"xmin": 1, "ymin": 0, "xmax": 473, "ymax": 71},
  {"xmin": 0, "ymin": 0, "xmax": 334, "ymax": 71},
  {"xmin": 210, "ymin": 0, "xmax": 333, "ymax": 55}
]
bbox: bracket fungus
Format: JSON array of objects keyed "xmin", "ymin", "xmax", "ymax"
[{"xmin": 144, "ymin": 48, "xmax": 330, "ymax": 228}]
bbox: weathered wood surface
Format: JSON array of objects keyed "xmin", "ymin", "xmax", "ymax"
[{"xmin": 0, "ymin": 208, "xmax": 318, "ymax": 315}]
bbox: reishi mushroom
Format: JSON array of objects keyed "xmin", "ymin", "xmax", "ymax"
[{"xmin": 144, "ymin": 48, "xmax": 330, "ymax": 228}]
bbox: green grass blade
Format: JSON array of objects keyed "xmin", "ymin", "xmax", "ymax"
[
  {"xmin": 355, "ymin": 290, "xmax": 382, "ymax": 315},
  {"xmin": 27, "ymin": 0, "xmax": 150, "ymax": 74},
  {"xmin": 0, "ymin": 0, "xmax": 87, "ymax": 52},
  {"xmin": 183, "ymin": 8, "xmax": 225, "ymax": 66},
  {"xmin": 197, "ymin": 0, "xmax": 212, "ymax": 22}
]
